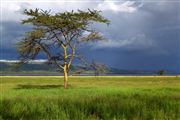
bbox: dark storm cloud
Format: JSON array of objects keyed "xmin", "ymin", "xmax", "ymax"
[
  {"xmin": 0, "ymin": 0, "xmax": 179, "ymax": 73},
  {"xmin": 1, "ymin": 21, "xmax": 32, "ymax": 47},
  {"xmin": 85, "ymin": 1, "xmax": 179, "ymax": 72},
  {"xmin": 92, "ymin": 1, "xmax": 179, "ymax": 54},
  {"xmin": 0, "ymin": 21, "xmax": 32, "ymax": 59}
]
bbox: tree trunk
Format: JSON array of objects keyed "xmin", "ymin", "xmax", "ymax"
[
  {"xmin": 63, "ymin": 46, "xmax": 68, "ymax": 89},
  {"xmin": 63, "ymin": 64, "xmax": 68, "ymax": 89}
]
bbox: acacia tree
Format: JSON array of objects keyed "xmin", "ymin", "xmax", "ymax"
[
  {"xmin": 17, "ymin": 9, "xmax": 109, "ymax": 88},
  {"xmin": 91, "ymin": 60, "xmax": 108, "ymax": 76},
  {"xmin": 157, "ymin": 69, "xmax": 165, "ymax": 76}
]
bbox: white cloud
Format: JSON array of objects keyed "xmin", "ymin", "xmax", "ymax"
[
  {"xmin": 0, "ymin": 59, "xmax": 48, "ymax": 63},
  {"xmin": 0, "ymin": 60, "xmax": 20, "ymax": 63},
  {"xmin": 0, "ymin": 1, "xmax": 96, "ymax": 22},
  {"xmin": 82, "ymin": 31, "xmax": 91, "ymax": 36},
  {"xmin": 94, "ymin": 34, "xmax": 157, "ymax": 50},
  {"xmin": 1, "ymin": 2, "xmax": 23, "ymax": 21},
  {"xmin": 97, "ymin": 0, "xmax": 137, "ymax": 13},
  {"xmin": 0, "ymin": 0, "xmax": 140, "ymax": 22}
]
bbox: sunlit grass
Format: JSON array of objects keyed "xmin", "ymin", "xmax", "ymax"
[{"xmin": 0, "ymin": 76, "xmax": 180, "ymax": 120}]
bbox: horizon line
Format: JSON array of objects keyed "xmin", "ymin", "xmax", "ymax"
[{"xmin": 0, "ymin": 59, "xmax": 48, "ymax": 63}]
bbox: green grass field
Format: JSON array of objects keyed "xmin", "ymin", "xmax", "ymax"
[{"xmin": 0, "ymin": 76, "xmax": 180, "ymax": 120}]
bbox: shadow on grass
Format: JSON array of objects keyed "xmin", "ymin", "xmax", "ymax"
[{"xmin": 15, "ymin": 84, "xmax": 65, "ymax": 89}]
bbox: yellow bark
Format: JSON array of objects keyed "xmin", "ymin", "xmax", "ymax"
[
  {"xmin": 63, "ymin": 64, "xmax": 68, "ymax": 89},
  {"xmin": 63, "ymin": 46, "xmax": 68, "ymax": 89}
]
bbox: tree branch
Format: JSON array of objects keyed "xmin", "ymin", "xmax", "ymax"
[
  {"xmin": 36, "ymin": 41, "xmax": 64, "ymax": 69},
  {"xmin": 51, "ymin": 31, "xmax": 65, "ymax": 48}
]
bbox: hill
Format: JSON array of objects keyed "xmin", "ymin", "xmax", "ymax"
[{"xmin": 0, "ymin": 60, "xmax": 178, "ymax": 76}]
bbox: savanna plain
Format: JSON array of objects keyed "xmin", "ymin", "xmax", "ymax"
[{"xmin": 0, "ymin": 76, "xmax": 180, "ymax": 120}]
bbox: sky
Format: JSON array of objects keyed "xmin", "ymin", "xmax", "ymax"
[{"xmin": 0, "ymin": 0, "xmax": 179, "ymax": 72}]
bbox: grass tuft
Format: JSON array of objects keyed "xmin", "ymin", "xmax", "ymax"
[{"xmin": 0, "ymin": 76, "xmax": 180, "ymax": 120}]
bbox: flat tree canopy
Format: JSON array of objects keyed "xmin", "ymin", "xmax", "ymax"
[{"xmin": 17, "ymin": 8, "xmax": 110, "ymax": 88}]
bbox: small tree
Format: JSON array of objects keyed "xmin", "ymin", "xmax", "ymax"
[
  {"xmin": 17, "ymin": 9, "xmax": 109, "ymax": 88},
  {"xmin": 157, "ymin": 69, "xmax": 165, "ymax": 76},
  {"xmin": 91, "ymin": 60, "xmax": 108, "ymax": 76}
]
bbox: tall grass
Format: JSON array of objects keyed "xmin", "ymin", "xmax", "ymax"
[{"xmin": 0, "ymin": 76, "xmax": 180, "ymax": 120}]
